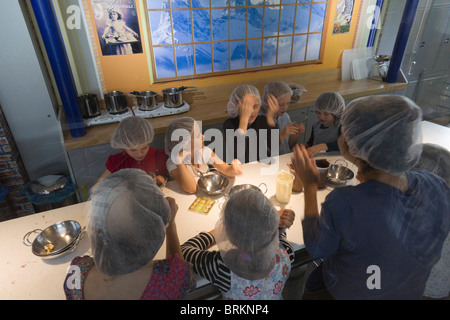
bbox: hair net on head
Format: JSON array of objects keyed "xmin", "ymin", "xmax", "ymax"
[
  {"xmin": 341, "ymin": 95, "xmax": 423, "ymax": 175},
  {"xmin": 261, "ymin": 81, "xmax": 292, "ymax": 112},
  {"xmin": 214, "ymin": 189, "xmax": 280, "ymax": 280},
  {"xmin": 416, "ymin": 143, "xmax": 450, "ymax": 185},
  {"xmin": 88, "ymin": 169, "xmax": 170, "ymax": 277},
  {"xmin": 314, "ymin": 91, "xmax": 345, "ymax": 119},
  {"xmin": 110, "ymin": 116, "xmax": 154, "ymax": 150},
  {"xmin": 226, "ymin": 84, "xmax": 261, "ymax": 118},
  {"xmin": 164, "ymin": 117, "xmax": 201, "ymax": 155}
]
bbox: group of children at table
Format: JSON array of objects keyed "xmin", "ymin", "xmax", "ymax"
[{"xmin": 63, "ymin": 81, "xmax": 450, "ymax": 300}]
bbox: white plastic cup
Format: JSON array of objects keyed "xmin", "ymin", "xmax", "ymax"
[{"xmin": 276, "ymin": 170, "xmax": 294, "ymax": 203}]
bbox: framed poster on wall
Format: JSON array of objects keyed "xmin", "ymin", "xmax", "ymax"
[
  {"xmin": 91, "ymin": 0, "xmax": 143, "ymax": 56},
  {"xmin": 333, "ymin": 0, "xmax": 355, "ymax": 35}
]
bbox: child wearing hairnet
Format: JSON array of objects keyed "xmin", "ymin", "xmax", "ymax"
[
  {"xmin": 291, "ymin": 95, "xmax": 449, "ymax": 300},
  {"xmin": 181, "ymin": 189, "xmax": 296, "ymax": 300},
  {"xmin": 305, "ymin": 91, "xmax": 345, "ymax": 156},
  {"xmin": 64, "ymin": 169, "xmax": 194, "ymax": 300},
  {"xmin": 165, "ymin": 117, "xmax": 242, "ymax": 194},
  {"xmin": 261, "ymin": 81, "xmax": 306, "ymax": 155},
  {"xmin": 415, "ymin": 143, "xmax": 450, "ymax": 299},
  {"xmin": 223, "ymin": 84, "xmax": 279, "ymax": 163},
  {"xmin": 96, "ymin": 116, "xmax": 168, "ymax": 188}
]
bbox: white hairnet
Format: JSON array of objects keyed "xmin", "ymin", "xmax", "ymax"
[
  {"xmin": 261, "ymin": 81, "xmax": 292, "ymax": 112},
  {"xmin": 110, "ymin": 116, "xmax": 155, "ymax": 150},
  {"xmin": 226, "ymin": 84, "xmax": 261, "ymax": 118},
  {"xmin": 215, "ymin": 189, "xmax": 280, "ymax": 280},
  {"xmin": 164, "ymin": 117, "xmax": 202, "ymax": 155},
  {"xmin": 314, "ymin": 91, "xmax": 346, "ymax": 120},
  {"xmin": 341, "ymin": 95, "xmax": 423, "ymax": 175},
  {"xmin": 416, "ymin": 143, "xmax": 450, "ymax": 185},
  {"xmin": 88, "ymin": 169, "xmax": 170, "ymax": 277}
]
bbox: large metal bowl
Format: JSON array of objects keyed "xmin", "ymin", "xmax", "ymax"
[
  {"xmin": 197, "ymin": 172, "xmax": 229, "ymax": 196},
  {"xmin": 327, "ymin": 164, "xmax": 354, "ymax": 184},
  {"xmin": 23, "ymin": 220, "xmax": 84, "ymax": 258}
]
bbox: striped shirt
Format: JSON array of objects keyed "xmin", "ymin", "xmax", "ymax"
[{"xmin": 181, "ymin": 230, "xmax": 295, "ymax": 293}]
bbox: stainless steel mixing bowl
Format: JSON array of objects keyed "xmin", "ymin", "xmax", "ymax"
[
  {"xmin": 23, "ymin": 220, "xmax": 84, "ymax": 258},
  {"xmin": 197, "ymin": 172, "xmax": 230, "ymax": 196}
]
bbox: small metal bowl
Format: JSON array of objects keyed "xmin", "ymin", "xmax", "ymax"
[
  {"xmin": 327, "ymin": 164, "xmax": 354, "ymax": 184},
  {"xmin": 228, "ymin": 183, "xmax": 268, "ymax": 198},
  {"xmin": 197, "ymin": 172, "xmax": 230, "ymax": 196},
  {"xmin": 23, "ymin": 220, "xmax": 84, "ymax": 258}
]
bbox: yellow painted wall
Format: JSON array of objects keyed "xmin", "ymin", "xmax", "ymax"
[{"xmin": 90, "ymin": 0, "xmax": 362, "ymax": 93}]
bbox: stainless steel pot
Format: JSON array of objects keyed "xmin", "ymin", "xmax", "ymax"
[
  {"xmin": 162, "ymin": 86, "xmax": 196, "ymax": 108},
  {"xmin": 131, "ymin": 90, "xmax": 159, "ymax": 111},
  {"xmin": 104, "ymin": 90, "xmax": 128, "ymax": 114},
  {"xmin": 77, "ymin": 93, "xmax": 100, "ymax": 118}
]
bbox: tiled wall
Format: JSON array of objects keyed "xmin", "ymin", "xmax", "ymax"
[{"xmin": 0, "ymin": 106, "xmax": 34, "ymax": 222}]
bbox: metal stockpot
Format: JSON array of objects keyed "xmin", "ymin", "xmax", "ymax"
[
  {"xmin": 77, "ymin": 93, "xmax": 100, "ymax": 118},
  {"xmin": 162, "ymin": 86, "xmax": 196, "ymax": 108},
  {"xmin": 131, "ymin": 91, "xmax": 159, "ymax": 111},
  {"xmin": 104, "ymin": 90, "xmax": 128, "ymax": 114}
]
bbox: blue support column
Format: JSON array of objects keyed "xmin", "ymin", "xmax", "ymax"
[
  {"xmin": 367, "ymin": 0, "xmax": 384, "ymax": 48},
  {"xmin": 384, "ymin": 0, "xmax": 419, "ymax": 83},
  {"xmin": 30, "ymin": 0, "xmax": 86, "ymax": 137}
]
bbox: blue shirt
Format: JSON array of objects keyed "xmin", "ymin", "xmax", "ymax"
[{"xmin": 302, "ymin": 169, "xmax": 450, "ymax": 299}]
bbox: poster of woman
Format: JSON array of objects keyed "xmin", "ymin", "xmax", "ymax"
[
  {"xmin": 91, "ymin": 0, "xmax": 143, "ymax": 56},
  {"xmin": 333, "ymin": 0, "xmax": 354, "ymax": 34}
]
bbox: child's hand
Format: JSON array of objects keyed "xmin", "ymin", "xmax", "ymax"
[
  {"xmin": 230, "ymin": 159, "xmax": 243, "ymax": 176},
  {"xmin": 278, "ymin": 209, "xmax": 295, "ymax": 229},
  {"xmin": 266, "ymin": 95, "xmax": 278, "ymax": 126},
  {"xmin": 291, "ymin": 144, "xmax": 320, "ymax": 187},
  {"xmin": 239, "ymin": 94, "xmax": 256, "ymax": 121},
  {"xmin": 306, "ymin": 143, "xmax": 328, "ymax": 157},
  {"xmin": 294, "ymin": 122, "xmax": 305, "ymax": 134},
  {"xmin": 281, "ymin": 121, "xmax": 305, "ymax": 140},
  {"xmin": 154, "ymin": 175, "xmax": 167, "ymax": 187}
]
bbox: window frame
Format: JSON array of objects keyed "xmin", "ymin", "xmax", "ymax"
[{"xmin": 146, "ymin": 1, "xmax": 329, "ymax": 83}]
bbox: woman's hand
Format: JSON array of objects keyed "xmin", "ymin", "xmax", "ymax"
[
  {"xmin": 278, "ymin": 209, "xmax": 295, "ymax": 229},
  {"xmin": 291, "ymin": 144, "xmax": 320, "ymax": 187},
  {"xmin": 166, "ymin": 197, "xmax": 178, "ymax": 226}
]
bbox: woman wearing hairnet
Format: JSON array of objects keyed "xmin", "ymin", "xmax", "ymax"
[
  {"xmin": 291, "ymin": 95, "xmax": 449, "ymax": 299},
  {"xmin": 416, "ymin": 143, "xmax": 450, "ymax": 299},
  {"xmin": 96, "ymin": 116, "xmax": 168, "ymax": 188},
  {"xmin": 305, "ymin": 91, "xmax": 345, "ymax": 156},
  {"xmin": 64, "ymin": 169, "xmax": 194, "ymax": 299},
  {"xmin": 261, "ymin": 81, "xmax": 306, "ymax": 155},
  {"xmin": 181, "ymin": 189, "xmax": 295, "ymax": 299},
  {"xmin": 223, "ymin": 84, "xmax": 278, "ymax": 163},
  {"xmin": 165, "ymin": 117, "xmax": 242, "ymax": 194}
]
